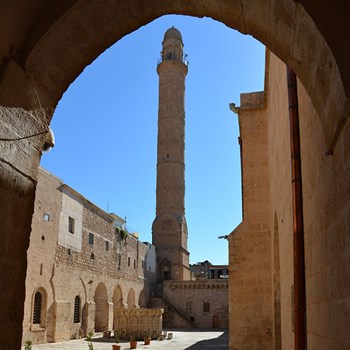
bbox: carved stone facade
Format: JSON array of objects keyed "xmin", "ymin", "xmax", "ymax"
[{"xmin": 114, "ymin": 308, "xmax": 163, "ymax": 340}]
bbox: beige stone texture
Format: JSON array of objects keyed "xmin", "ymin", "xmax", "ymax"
[
  {"xmin": 22, "ymin": 168, "xmax": 158, "ymax": 345},
  {"xmin": 229, "ymin": 90, "xmax": 273, "ymax": 350},
  {"xmin": 155, "ymin": 280, "xmax": 228, "ymax": 330},
  {"xmin": 229, "ymin": 49, "xmax": 350, "ymax": 349},
  {"xmin": 0, "ymin": 2, "xmax": 350, "ymax": 349},
  {"xmin": 152, "ymin": 28, "xmax": 190, "ymax": 282}
]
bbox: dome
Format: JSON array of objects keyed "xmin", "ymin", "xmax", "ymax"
[{"xmin": 163, "ymin": 26, "xmax": 183, "ymax": 41}]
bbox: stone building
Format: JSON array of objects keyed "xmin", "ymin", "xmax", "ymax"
[
  {"xmin": 1, "ymin": 3, "xmax": 350, "ymax": 349},
  {"xmin": 22, "ymin": 167, "xmax": 161, "ymax": 344},
  {"xmin": 191, "ymin": 261, "xmax": 229, "ymax": 280},
  {"xmin": 227, "ymin": 47, "xmax": 350, "ymax": 349}
]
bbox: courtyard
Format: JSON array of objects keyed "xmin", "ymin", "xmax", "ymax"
[{"xmin": 22, "ymin": 331, "xmax": 228, "ymax": 350}]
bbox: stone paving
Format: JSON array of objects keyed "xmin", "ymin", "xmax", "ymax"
[{"xmin": 23, "ymin": 330, "xmax": 228, "ymax": 350}]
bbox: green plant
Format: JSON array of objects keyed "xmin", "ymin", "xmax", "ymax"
[
  {"xmin": 86, "ymin": 330, "xmax": 94, "ymax": 350},
  {"xmin": 115, "ymin": 227, "xmax": 127, "ymax": 241},
  {"xmin": 24, "ymin": 340, "xmax": 32, "ymax": 350},
  {"xmin": 120, "ymin": 229, "xmax": 127, "ymax": 241},
  {"xmin": 114, "ymin": 330, "xmax": 121, "ymax": 343}
]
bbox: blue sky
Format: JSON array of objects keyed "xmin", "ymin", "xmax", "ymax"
[{"xmin": 41, "ymin": 15, "xmax": 265, "ymax": 265}]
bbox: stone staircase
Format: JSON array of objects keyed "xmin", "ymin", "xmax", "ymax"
[{"xmin": 152, "ymin": 283, "xmax": 196, "ymax": 328}]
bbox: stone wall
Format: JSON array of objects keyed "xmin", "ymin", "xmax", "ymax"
[
  {"xmin": 229, "ymin": 89, "xmax": 273, "ymax": 350},
  {"xmin": 22, "ymin": 168, "xmax": 157, "ymax": 344},
  {"xmin": 114, "ymin": 308, "xmax": 163, "ymax": 340},
  {"xmin": 159, "ymin": 280, "xmax": 228, "ymax": 329},
  {"xmin": 229, "ymin": 49, "xmax": 350, "ymax": 349}
]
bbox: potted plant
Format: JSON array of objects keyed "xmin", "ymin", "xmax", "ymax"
[
  {"xmin": 130, "ymin": 335, "xmax": 137, "ymax": 349},
  {"xmin": 112, "ymin": 331, "xmax": 121, "ymax": 350},
  {"xmin": 143, "ymin": 333, "xmax": 151, "ymax": 345},
  {"xmin": 24, "ymin": 340, "xmax": 32, "ymax": 350}
]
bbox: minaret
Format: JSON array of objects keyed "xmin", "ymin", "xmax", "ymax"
[{"xmin": 152, "ymin": 27, "xmax": 190, "ymax": 282}]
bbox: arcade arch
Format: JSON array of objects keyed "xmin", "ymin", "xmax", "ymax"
[
  {"xmin": 126, "ymin": 289, "xmax": 136, "ymax": 309},
  {"xmin": 94, "ymin": 283, "xmax": 109, "ymax": 332}
]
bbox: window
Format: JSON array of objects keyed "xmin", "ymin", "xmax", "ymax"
[
  {"xmin": 105, "ymin": 240, "xmax": 109, "ymax": 251},
  {"xmin": 73, "ymin": 296, "xmax": 80, "ymax": 323},
  {"xmin": 91, "ymin": 253, "xmax": 95, "ymax": 260},
  {"xmin": 68, "ymin": 217, "xmax": 75, "ymax": 233},
  {"xmin": 141, "ymin": 260, "xmax": 144, "ymax": 268},
  {"xmin": 33, "ymin": 291, "xmax": 42, "ymax": 324},
  {"xmin": 186, "ymin": 301, "xmax": 192, "ymax": 314},
  {"xmin": 88, "ymin": 232, "xmax": 94, "ymax": 245},
  {"xmin": 203, "ymin": 302, "xmax": 210, "ymax": 313},
  {"xmin": 43, "ymin": 213, "xmax": 50, "ymax": 221},
  {"xmin": 128, "ymin": 257, "xmax": 131, "ymax": 267},
  {"xmin": 40, "ymin": 264, "xmax": 43, "ymax": 276},
  {"xmin": 134, "ymin": 259, "xmax": 136, "ymax": 269},
  {"xmin": 118, "ymin": 254, "xmax": 121, "ymax": 269}
]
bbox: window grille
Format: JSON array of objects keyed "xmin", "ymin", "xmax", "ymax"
[
  {"xmin": 88, "ymin": 232, "xmax": 94, "ymax": 245},
  {"xmin": 33, "ymin": 291, "xmax": 42, "ymax": 324},
  {"xmin": 73, "ymin": 296, "xmax": 80, "ymax": 323},
  {"xmin": 186, "ymin": 301, "xmax": 192, "ymax": 314},
  {"xmin": 68, "ymin": 217, "xmax": 75, "ymax": 233}
]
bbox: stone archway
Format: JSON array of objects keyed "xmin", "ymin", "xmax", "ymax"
[
  {"xmin": 126, "ymin": 289, "xmax": 136, "ymax": 309},
  {"xmin": 94, "ymin": 282, "xmax": 109, "ymax": 332},
  {"xmin": 113, "ymin": 285, "xmax": 124, "ymax": 330},
  {"xmin": 0, "ymin": 2, "xmax": 349, "ymax": 349},
  {"xmin": 138, "ymin": 290, "xmax": 146, "ymax": 308}
]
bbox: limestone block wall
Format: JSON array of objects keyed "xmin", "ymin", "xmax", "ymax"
[
  {"xmin": 266, "ymin": 51, "xmax": 294, "ymax": 349},
  {"xmin": 297, "ymin": 64, "xmax": 350, "ymax": 348},
  {"xmin": 22, "ymin": 168, "xmax": 62, "ymax": 344},
  {"xmin": 22, "ymin": 168, "xmax": 157, "ymax": 344},
  {"xmin": 229, "ymin": 90, "xmax": 273, "ymax": 350},
  {"xmin": 266, "ymin": 50, "xmax": 350, "ymax": 349},
  {"xmin": 161, "ymin": 280, "xmax": 228, "ymax": 329},
  {"xmin": 231, "ymin": 49, "xmax": 350, "ymax": 350}
]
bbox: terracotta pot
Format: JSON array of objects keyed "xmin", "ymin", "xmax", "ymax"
[
  {"xmin": 112, "ymin": 345, "xmax": 121, "ymax": 350},
  {"xmin": 130, "ymin": 340, "xmax": 137, "ymax": 349},
  {"xmin": 144, "ymin": 337, "xmax": 151, "ymax": 345}
]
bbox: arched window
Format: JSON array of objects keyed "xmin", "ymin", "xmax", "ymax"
[
  {"xmin": 74, "ymin": 295, "xmax": 81, "ymax": 323},
  {"xmin": 33, "ymin": 291, "xmax": 42, "ymax": 324}
]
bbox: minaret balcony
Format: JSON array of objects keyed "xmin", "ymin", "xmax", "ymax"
[{"xmin": 157, "ymin": 54, "xmax": 189, "ymax": 67}]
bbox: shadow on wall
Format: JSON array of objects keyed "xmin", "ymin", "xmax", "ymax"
[{"xmin": 184, "ymin": 330, "xmax": 228, "ymax": 350}]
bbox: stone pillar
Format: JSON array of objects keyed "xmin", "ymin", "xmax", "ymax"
[
  {"xmin": 107, "ymin": 302, "xmax": 114, "ymax": 331},
  {"xmin": 0, "ymin": 104, "xmax": 50, "ymax": 348},
  {"xmin": 83, "ymin": 302, "xmax": 96, "ymax": 336}
]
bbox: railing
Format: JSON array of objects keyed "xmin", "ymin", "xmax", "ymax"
[
  {"xmin": 159, "ymin": 294, "xmax": 196, "ymax": 328},
  {"xmin": 157, "ymin": 54, "xmax": 189, "ymax": 66}
]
